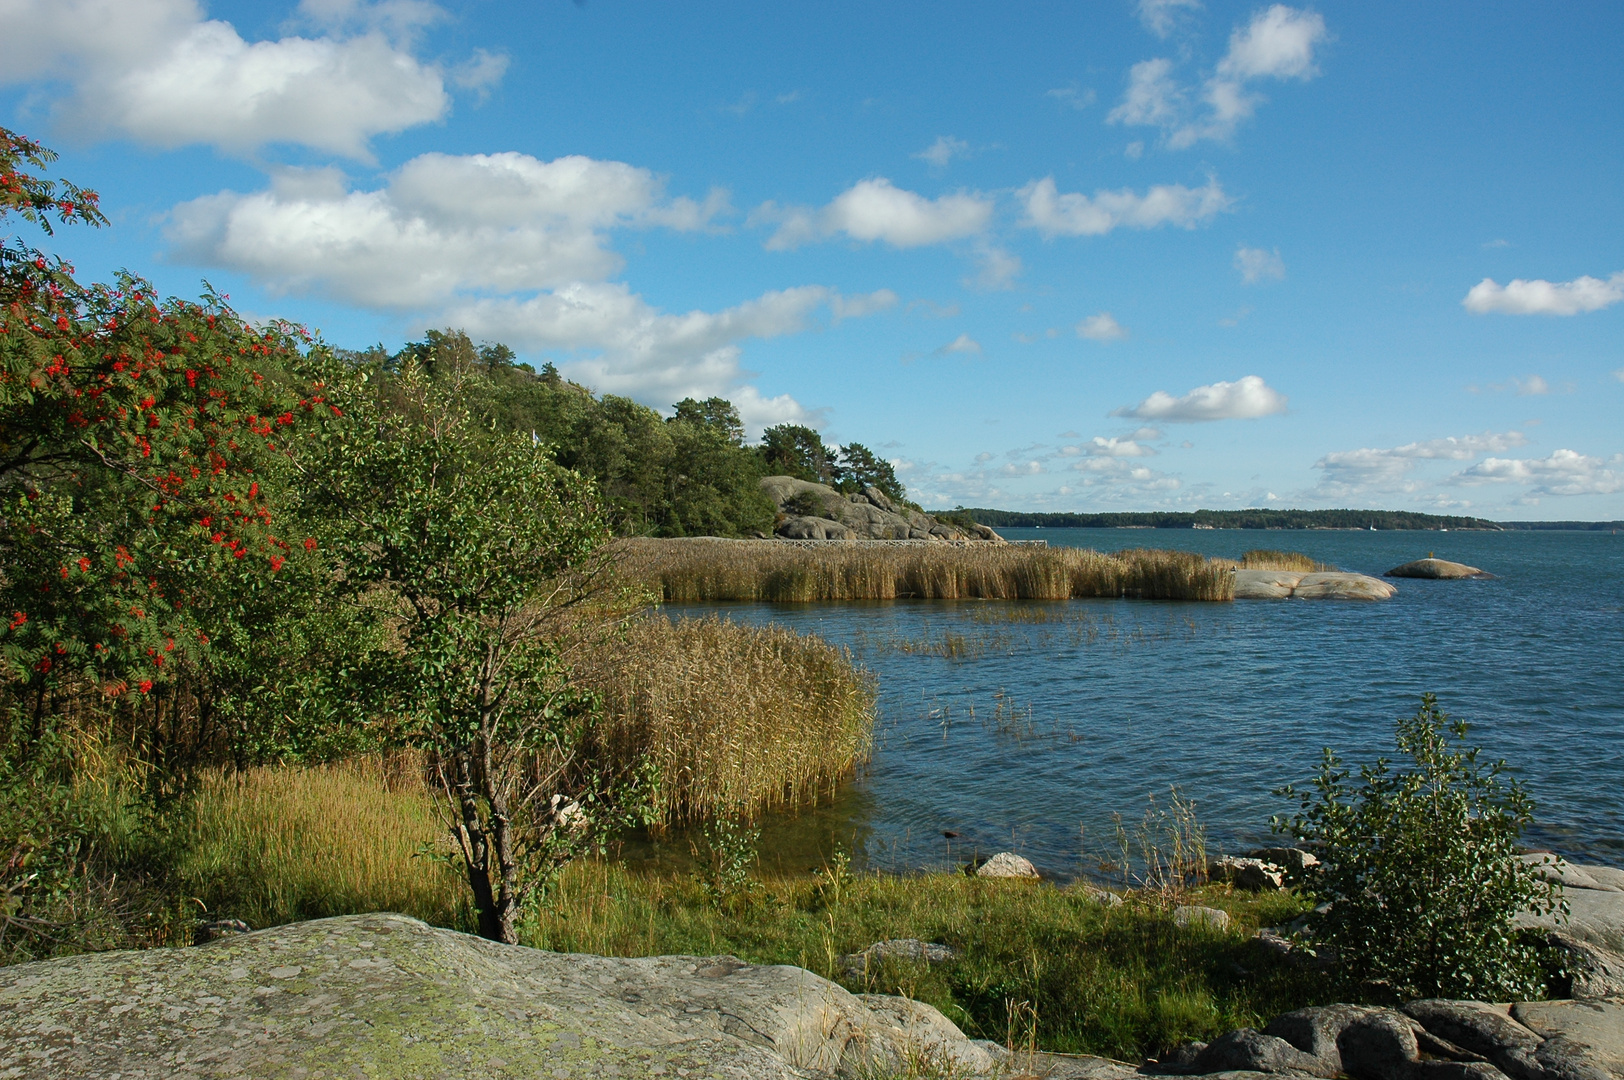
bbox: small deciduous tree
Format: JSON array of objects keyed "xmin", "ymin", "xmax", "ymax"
[
  {"xmin": 1273, "ymin": 694, "xmax": 1564, "ymax": 1000},
  {"xmin": 2, "ymin": 126, "xmax": 334, "ymax": 763},
  {"xmin": 305, "ymin": 358, "xmax": 637, "ymax": 943}
]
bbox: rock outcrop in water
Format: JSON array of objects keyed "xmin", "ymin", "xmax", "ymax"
[
  {"xmin": 761, "ymin": 475, "xmax": 1003, "ymax": 541},
  {"xmin": 1385, "ymin": 558, "xmax": 1493, "ymax": 579},
  {"xmin": 1233, "ymin": 569, "xmax": 1397, "ymax": 600}
]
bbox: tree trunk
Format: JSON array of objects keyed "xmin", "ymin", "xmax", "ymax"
[{"xmin": 451, "ymin": 750, "xmax": 505, "ymax": 942}]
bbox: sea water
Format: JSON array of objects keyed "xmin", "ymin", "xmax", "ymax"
[{"xmin": 659, "ymin": 529, "xmax": 1623, "ymax": 878}]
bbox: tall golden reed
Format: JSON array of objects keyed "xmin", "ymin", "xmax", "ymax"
[
  {"xmin": 1237, "ymin": 549, "xmax": 1334, "ymax": 573},
  {"xmin": 571, "ymin": 614, "xmax": 876, "ymax": 826},
  {"xmin": 615, "ymin": 539, "xmax": 1236, "ymax": 603},
  {"xmin": 180, "ymin": 757, "xmax": 469, "ymax": 930}
]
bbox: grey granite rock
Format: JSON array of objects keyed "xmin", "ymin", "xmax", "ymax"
[
  {"xmin": 761, "ymin": 475, "xmax": 1002, "ymax": 542},
  {"xmin": 1190, "ymin": 1028, "xmax": 1338, "ymax": 1077},
  {"xmin": 1518, "ymin": 879, "xmax": 1624, "ymax": 955},
  {"xmin": 1174, "ymin": 905, "xmax": 1233, "ymax": 931},
  {"xmin": 1384, "ymin": 558, "xmax": 1492, "ymax": 580},
  {"xmin": 1247, "ymin": 848, "xmax": 1321, "ymax": 876},
  {"xmin": 1404, "ymin": 1000, "xmax": 1544, "ymax": 1080},
  {"xmin": 1512, "ymin": 1000, "xmax": 1624, "ymax": 1080},
  {"xmin": 1547, "ymin": 934, "xmax": 1624, "ymax": 1000},
  {"xmin": 975, "ymin": 851, "xmax": 1040, "ymax": 878},
  {"xmin": 1210, "ymin": 856, "xmax": 1286, "ymax": 891},
  {"xmin": 1233, "ymin": 570, "xmax": 1397, "ymax": 601},
  {"xmin": 1520, "ymin": 855, "xmax": 1624, "ymax": 894},
  {"xmin": 0, "ymin": 912, "xmax": 996, "ymax": 1080},
  {"xmin": 837, "ymin": 938, "xmax": 959, "ymax": 977}
]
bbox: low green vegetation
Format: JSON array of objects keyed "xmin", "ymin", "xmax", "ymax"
[
  {"xmin": 529, "ymin": 861, "xmax": 1322, "ymax": 1061},
  {"xmin": 622, "ymin": 538, "xmax": 1236, "ymax": 601},
  {"xmin": 1275, "ymin": 694, "xmax": 1564, "ymax": 1001}
]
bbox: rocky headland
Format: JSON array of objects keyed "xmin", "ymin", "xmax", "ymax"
[{"xmin": 761, "ymin": 475, "xmax": 1004, "ymax": 542}]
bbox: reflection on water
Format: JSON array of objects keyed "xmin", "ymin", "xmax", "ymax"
[{"xmin": 643, "ymin": 529, "xmax": 1624, "ymax": 877}]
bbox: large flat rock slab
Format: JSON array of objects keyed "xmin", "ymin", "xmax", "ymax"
[
  {"xmin": 1385, "ymin": 558, "xmax": 1492, "ymax": 579},
  {"xmin": 1233, "ymin": 570, "xmax": 1397, "ymax": 601},
  {"xmin": 1511, "ymin": 999, "xmax": 1624, "ymax": 1077},
  {"xmin": 0, "ymin": 913, "xmax": 994, "ymax": 1079},
  {"xmin": 1515, "ymin": 860, "xmax": 1624, "ymax": 954}
]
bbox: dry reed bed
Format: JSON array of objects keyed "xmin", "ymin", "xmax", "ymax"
[
  {"xmin": 181, "ymin": 758, "xmax": 469, "ymax": 931},
  {"xmin": 1235, "ymin": 549, "xmax": 1335, "ymax": 573},
  {"xmin": 617, "ymin": 538, "xmax": 1236, "ymax": 602},
  {"xmin": 572, "ymin": 615, "xmax": 876, "ymax": 826}
]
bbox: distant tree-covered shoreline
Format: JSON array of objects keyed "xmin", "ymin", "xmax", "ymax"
[{"xmin": 938, "ymin": 508, "xmax": 1621, "ymax": 531}]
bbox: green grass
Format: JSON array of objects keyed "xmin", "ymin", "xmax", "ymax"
[
  {"xmin": 7, "ymin": 749, "xmax": 1329, "ymax": 1062},
  {"xmin": 527, "ymin": 858, "xmax": 1325, "ymax": 1062},
  {"xmin": 175, "ymin": 758, "xmax": 472, "ymax": 932}
]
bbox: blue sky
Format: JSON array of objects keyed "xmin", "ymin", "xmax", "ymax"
[{"xmin": 4, "ymin": 1, "xmax": 1621, "ymax": 518}]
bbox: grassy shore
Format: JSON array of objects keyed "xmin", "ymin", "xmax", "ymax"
[
  {"xmin": 165, "ymin": 756, "xmax": 1320, "ymax": 1061},
  {"xmin": 618, "ymin": 538, "xmax": 1238, "ymax": 602}
]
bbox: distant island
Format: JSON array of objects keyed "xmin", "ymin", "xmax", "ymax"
[{"xmin": 937, "ymin": 508, "xmax": 1624, "ymax": 532}]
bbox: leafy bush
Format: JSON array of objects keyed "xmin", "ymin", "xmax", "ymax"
[
  {"xmin": 781, "ymin": 490, "xmax": 824, "ymax": 518},
  {"xmin": 1274, "ymin": 694, "xmax": 1564, "ymax": 1000}
]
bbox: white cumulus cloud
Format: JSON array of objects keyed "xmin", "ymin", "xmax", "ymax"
[
  {"xmin": 1314, "ymin": 431, "xmax": 1529, "ymax": 490},
  {"xmin": 1216, "ymin": 4, "xmax": 1325, "ymax": 81},
  {"xmin": 1462, "ymin": 272, "xmax": 1624, "ymax": 316},
  {"xmin": 167, "ymin": 152, "xmax": 727, "ymax": 307},
  {"xmin": 1110, "ymin": 5, "xmax": 1327, "ymax": 148},
  {"xmin": 163, "ymin": 150, "xmax": 893, "ymax": 428},
  {"xmin": 935, "ymin": 333, "xmax": 984, "ymax": 357},
  {"xmin": 1235, "ymin": 245, "xmax": 1285, "ymax": 283},
  {"xmin": 1082, "ymin": 436, "xmax": 1156, "ymax": 458},
  {"xmin": 1113, "ymin": 375, "xmax": 1286, "ymax": 422},
  {"xmin": 1137, "ymin": 0, "xmax": 1203, "ymax": 38},
  {"xmin": 1017, "ymin": 176, "xmax": 1229, "ymax": 237},
  {"xmin": 1108, "ymin": 59, "xmax": 1185, "ymax": 128},
  {"xmin": 914, "ymin": 135, "xmax": 970, "ymax": 167},
  {"xmin": 0, "ymin": 0, "xmax": 479, "ymax": 158},
  {"xmin": 967, "ymin": 245, "xmax": 1023, "ymax": 291},
  {"xmin": 442, "ymin": 282, "xmax": 892, "ymax": 434},
  {"xmin": 1452, "ymin": 450, "xmax": 1624, "ymax": 497},
  {"xmin": 754, "ymin": 178, "xmax": 993, "ymax": 250},
  {"xmin": 1076, "ymin": 312, "xmax": 1128, "ymax": 341}
]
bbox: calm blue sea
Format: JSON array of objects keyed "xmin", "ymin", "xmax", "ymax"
[{"xmin": 661, "ymin": 529, "xmax": 1624, "ymax": 878}]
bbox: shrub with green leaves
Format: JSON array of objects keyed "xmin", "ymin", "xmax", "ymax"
[{"xmin": 1274, "ymin": 693, "xmax": 1564, "ymax": 1000}]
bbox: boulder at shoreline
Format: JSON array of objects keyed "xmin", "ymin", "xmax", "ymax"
[
  {"xmin": 1233, "ymin": 569, "xmax": 1397, "ymax": 600},
  {"xmin": 761, "ymin": 475, "xmax": 1003, "ymax": 542},
  {"xmin": 0, "ymin": 912, "xmax": 997, "ymax": 1079},
  {"xmin": 1385, "ymin": 557, "xmax": 1492, "ymax": 579}
]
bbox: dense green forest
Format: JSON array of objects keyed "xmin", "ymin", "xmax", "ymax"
[
  {"xmin": 1493, "ymin": 520, "xmax": 1624, "ymax": 531},
  {"xmin": 948, "ymin": 508, "xmax": 1508, "ymax": 531},
  {"xmin": 364, "ymin": 330, "xmax": 908, "ymax": 538}
]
